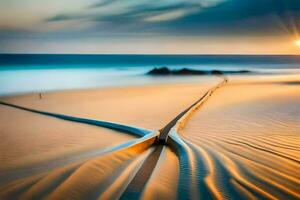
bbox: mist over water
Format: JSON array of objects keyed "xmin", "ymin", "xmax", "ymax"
[{"xmin": 1, "ymin": 55, "xmax": 300, "ymax": 96}]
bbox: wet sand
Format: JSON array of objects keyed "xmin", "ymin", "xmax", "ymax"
[{"xmin": 0, "ymin": 75, "xmax": 300, "ymax": 199}]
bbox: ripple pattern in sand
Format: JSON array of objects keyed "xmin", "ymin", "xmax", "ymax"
[
  {"xmin": 179, "ymin": 83, "xmax": 300, "ymax": 200},
  {"xmin": 1, "ymin": 78, "xmax": 300, "ymax": 200}
]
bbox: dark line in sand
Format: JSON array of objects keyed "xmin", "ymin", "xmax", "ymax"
[
  {"xmin": 158, "ymin": 76, "xmax": 228, "ymax": 144},
  {"xmin": 119, "ymin": 76, "xmax": 228, "ymax": 198},
  {"xmin": 225, "ymin": 141, "xmax": 300, "ymax": 164},
  {"xmin": 0, "ymin": 101, "xmax": 150, "ymax": 137},
  {"xmin": 120, "ymin": 145, "xmax": 164, "ymax": 199},
  {"xmin": 158, "ymin": 91, "xmax": 210, "ymax": 144},
  {"xmin": 1, "ymin": 76, "xmax": 228, "ymax": 199}
]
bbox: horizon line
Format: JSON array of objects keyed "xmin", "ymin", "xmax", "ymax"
[{"xmin": 1, "ymin": 53, "xmax": 300, "ymax": 56}]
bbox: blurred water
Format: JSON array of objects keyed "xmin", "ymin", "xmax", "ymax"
[{"xmin": 0, "ymin": 54, "xmax": 299, "ymax": 96}]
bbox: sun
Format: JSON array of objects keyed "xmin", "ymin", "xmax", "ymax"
[{"xmin": 295, "ymin": 40, "xmax": 300, "ymax": 47}]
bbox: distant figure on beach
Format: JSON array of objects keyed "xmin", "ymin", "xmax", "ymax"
[{"xmin": 39, "ymin": 93, "xmax": 42, "ymax": 99}]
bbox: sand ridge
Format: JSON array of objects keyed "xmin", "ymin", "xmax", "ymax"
[{"xmin": 0, "ymin": 75, "xmax": 299, "ymax": 199}]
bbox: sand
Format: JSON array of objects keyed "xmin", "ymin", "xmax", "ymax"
[
  {"xmin": 0, "ymin": 75, "xmax": 299, "ymax": 199},
  {"xmin": 3, "ymin": 78, "xmax": 219, "ymax": 130},
  {"xmin": 178, "ymin": 77, "xmax": 300, "ymax": 200}
]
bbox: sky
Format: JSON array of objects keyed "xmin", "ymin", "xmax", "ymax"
[{"xmin": 0, "ymin": 0, "xmax": 300, "ymax": 54}]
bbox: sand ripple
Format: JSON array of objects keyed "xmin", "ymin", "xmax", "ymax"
[
  {"xmin": 180, "ymin": 82, "xmax": 300, "ymax": 200},
  {"xmin": 1, "ymin": 77, "xmax": 300, "ymax": 200}
]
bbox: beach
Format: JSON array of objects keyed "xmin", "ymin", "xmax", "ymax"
[
  {"xmin": 0, "ymin": 74, "xmax": 299, "ymax": 200},
  {"xmin": 2, "ymin": 0, "xmax": 300, "ymax": 197}
]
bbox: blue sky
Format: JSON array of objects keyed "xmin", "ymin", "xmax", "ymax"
[{"xmin": 1, "ymin": 0, "xmax": 300, "ymax": 54}]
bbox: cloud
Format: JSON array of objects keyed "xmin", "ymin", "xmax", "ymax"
[
  {"xmin": 89, "ymin": 0, "xmax": 117, "ymax": 8},
  {"xmin": 2, "ymin": 0, "xmax": 300, "ymax": 54},
  {"xmin": 145, "ymin": 9, "xmax": 191, "ymax": 22},
  {"xmin": 42, "ymin": 0, "xmax": 300, "ymax": 38},
  {"xmin": 46, "ymin": 0, "xmax": 224, "ymax": 23},
  {"xmin": 1, "ymin": 0, "xmax": 300, "ymax": 41}
]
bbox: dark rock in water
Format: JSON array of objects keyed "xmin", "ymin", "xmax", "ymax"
[
  {"xmin": 221, "ymin": 69, "xmax": 251, "ymax": 74},
  {"xmin": 147, "ymin": 67, "xmax": 251, "ymax": 76},
  {"xmin": 238, "ymin": 70, "xmax": 251, "ymax": 73},
  {"xmin": 211, "ymin": 70, "xmax": 223, "ymax": 75},
  {"xmin": 173, "ymin": 68, "xmax": 207, "ymax": 75},
  {"xmin": 147, "ymin": 67, "xmax": 207, "ymax": 75},
  {"xmin": 210, "ymin": 69, "xmax": 251, "ymax": 75},
  {"xmin": 147, "ymin": 67, "xmax": 171, "ymax": 75}
]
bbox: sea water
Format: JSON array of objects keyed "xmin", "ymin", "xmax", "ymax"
[{"xmin": 0, "ymin": 54, "xmax": 299, "ymax": 96}]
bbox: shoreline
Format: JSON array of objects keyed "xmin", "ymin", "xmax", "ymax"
[
  {"xmin": 1, "ymin": 72, "xmax": 298, "ymax": 99},
  {"xmin": 1, "ymin": 66, "xmax": 299, "ymax": 97}
]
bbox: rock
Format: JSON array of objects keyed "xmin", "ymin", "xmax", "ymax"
[
  {"xmin": 147, "ymin": 67, "xmax": 171, "ymax": 75},
  {"xmin": 211, "ymin": 70, "xmax": 223, "ymax": 75},
  {"xmin": 147, "ymin": 67, "xmax": 252, "ymax": 76},
  {"xmin": 173, "ymin": 68, "xmax": 207, "ymax": 75}
]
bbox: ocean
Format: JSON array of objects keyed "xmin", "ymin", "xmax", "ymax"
[{"xmin": 0, "ymin": 54, "xmax": 300, "ymax": 96}]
